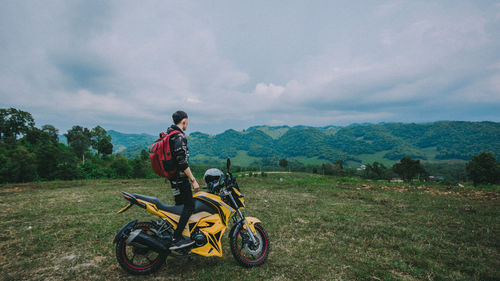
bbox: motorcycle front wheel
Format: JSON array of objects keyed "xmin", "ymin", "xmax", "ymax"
[
  {"xmin": 230, "ymin": 223, "xmax": 270, "ymax": 267},
  {"xmin": 115, "ymin": 221, "xmax": 167, "ymax": 275}
]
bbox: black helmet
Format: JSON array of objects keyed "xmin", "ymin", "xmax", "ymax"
[{"xmin": 204, "ymin": 168, "xmax": 224, "ymax": 192}]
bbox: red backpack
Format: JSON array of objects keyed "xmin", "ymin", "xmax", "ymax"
[{"xmin": 149, "ymin": 130, "xmax": 180, "ymax": 179}]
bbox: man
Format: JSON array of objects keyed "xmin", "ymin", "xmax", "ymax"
[{"xmin": 167, "ymin": 110, "xmax": 200, "ymax": 250}]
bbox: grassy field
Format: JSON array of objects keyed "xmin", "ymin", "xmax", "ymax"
[
  {"xmin": 0, "ymin": 174, "xmax": 498, "ymax": 280},
  {"xmin": 354, "ymin": 150, "xmax": 395, "ymax": 167}
]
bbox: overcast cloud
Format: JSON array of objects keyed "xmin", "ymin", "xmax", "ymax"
[{"xmin": 1, "ymin": 0, "xmax": 499, "ymax": 134}]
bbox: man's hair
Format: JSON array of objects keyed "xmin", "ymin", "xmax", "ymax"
[{"xmin": 172, "ymin": 110, "xmax": 188, "ymax": 125}]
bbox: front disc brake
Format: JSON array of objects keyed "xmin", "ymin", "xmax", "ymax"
[{"xmin": 244, "ymin": 230, "xmax": 263, "ymax": 255}]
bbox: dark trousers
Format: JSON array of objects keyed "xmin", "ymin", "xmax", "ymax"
[{"xmin": 170, "ymin": 178, "xmax": 194, "ymax": 240}]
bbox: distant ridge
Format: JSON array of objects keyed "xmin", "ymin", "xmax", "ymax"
[
  {"xmin": 107, "ymin": 130, "xmax": 156, "ymax": 157},
  {"xmin": 106, "ymin": 122, "xmax": 500, "ymax": 167}
]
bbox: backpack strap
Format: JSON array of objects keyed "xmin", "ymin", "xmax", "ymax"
[
  {"xmin": 157, "ymin": 130, "xmax": 181, "ymax": 141},
  {"xmin": 167, "ymin": 130, "xmax": 181, "ymax": 138},
  {"xmin": 165, "ymin": 130, "xmax": 181, "ymax": 157}
]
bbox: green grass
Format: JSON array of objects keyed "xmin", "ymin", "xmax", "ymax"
[
  {"xmin": 0, "ymin": 174, "xmax": 498, "ymax": 280},
  {"xmin": 420, "ymin": 146, "xmax": 439, "ymax": 161},
  {"xmin": 231, "ymin": 150, "xmax": 261, "ymax": 167},
  {"xmin": 191, "ymin": 151, "xmax": 261, "ymax": 167},
  {"xmin": 190, "ymin": 154, "xmax": 224, "ymax": 165},
  {"xmin": 356, "ymin": 150, "xmax": 396, "ymax": 166},
  {"xmin": 254, "ymin": 127, "xmax": 290, "ymax": 139},
  {"xmin": 289, "ymin": 156, "xmax": 330, "ymax": 166}
]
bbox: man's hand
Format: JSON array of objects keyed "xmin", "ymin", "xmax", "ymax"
[
  {"xmin": 183, "ymin": 167, "xmax": 199, "ymax": 192},
  {"xmin": 191, "ymin": 178, "xmax": 200, "ymax": 192}
]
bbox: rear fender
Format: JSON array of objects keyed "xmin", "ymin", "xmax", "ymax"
[
  {"xmin": 113, "ymin": 220, "xmax": 137, "ymax": 244},
  {"xmin": 120, "ymin": 192, "xmax": 145, "ymax": 209}
]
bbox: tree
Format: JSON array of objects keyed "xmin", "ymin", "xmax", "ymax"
[
  {"xmin": 6, "ymin": 146, "xmax": 37, "ymax": 182},
  {"xmin": 466, "ymin": 152, "xmax": 500, "ymax": 186},
  {"xmin": 0, "ymin": 151, "xmax": 9, "ymax": 183},
  {"xmin": 322, "ymin": 163, "xmax": 334, "ymax": 175},
  {"xmin": 364, "ymin": 162, "xmax": 392, "ymax": 180},
  {"xmin": 279, "ymin": 158, "xmax": 288, "ymax": 169},
  {"xmin": 96, "ymin": 137, "xmax": 113, "ymax": 156},
  {"xmin": 53, "ymin": 148, "xmax": 81, "ymax": 180},
  {"xmin": 111, "ymin": 155, "xmax": 131, "ymax": 178},
  {"xmin": 91, "ymin": 126, "xmax": 113, "ymax": 157},
  {"xmin": 423, "ymin": 162, "xmax": 466, "ymax": 184},
  {"xmin": 36, "ymin": 143, "xmax": 61, "ymax": 180},
  {"xmin": 140, "ymin": 149, "xmax": 149, "ymax": 161},
  {"xmin": 131, "ymin": 158, "xmax": 148, "ymax": 178},
  {"xmin": 41, "ymin": 124, "xmax": 59, "ymax": 143},
  {"xmin": 25, "ymin": 127, "xmax": 50, "ymax": 147},
  {"xmin": 0, "ymin": 108, "xmax": 35, "ymax": 142},
  {"xmin": 392, "ymin": 156, "xmax": 427, "ymax": 182},
  {"xmin": 322, "ymin": 160, "xmax": 345, "ymax": 176},
  {"xmin": 80, "ymin": 161, "xmax": 107, "ymax": 179},
  {"xmin": 333, "ymin": 159, "xmax": 344, "ymax": 170},
  {"xmin": 65, "ymin": 126, "xmax": 92, "ymax": 160},
  {"xmin": 36, "ymin": 143, "xmax": 77, "ymax": 180}
]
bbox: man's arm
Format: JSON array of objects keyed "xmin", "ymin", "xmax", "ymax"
[
  {"xmin": 173, "ymin": 134, "xmax": 199, "ymax": 192},
  {"xmin": 183, "ymin": 167, "xmax": 200, "ymax": 192}
]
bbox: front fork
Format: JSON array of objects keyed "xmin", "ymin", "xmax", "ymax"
[{"xmin": 227, "ymin": 192, "xmax": 258, "ymax": 244}]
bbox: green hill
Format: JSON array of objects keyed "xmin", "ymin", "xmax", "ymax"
[
  {"xmin": 107, "ymin": 130, "xmax": 156, "ymax": 158},
  {"xmin": 109, "ymin": 122, "xmax": 500, "ymax": 167}
]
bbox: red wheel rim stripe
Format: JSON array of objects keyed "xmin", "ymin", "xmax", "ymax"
[
  {"xmin": 236, "ymin": 225, "xmax": 268, "ymax": 263},
  {"xmin": 122, "ymin": 228, "xmax": 160, "ymax": 270}
]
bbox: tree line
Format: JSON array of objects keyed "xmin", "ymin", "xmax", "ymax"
[
  {"xmin": 1, "ymin": 108, "xmax": 498, "ymax": 186},
  {"xmin": 0, "ymin": 108, "xmax": 153, "ymax": 183},
  {"xmin": 273, "ymin": 153, "xmax": 499, "ymax": 186}
]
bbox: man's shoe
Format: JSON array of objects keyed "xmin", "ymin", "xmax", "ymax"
[{"xmin": 169, "ymin": 238, "xmax": 195, "ymax": 250}]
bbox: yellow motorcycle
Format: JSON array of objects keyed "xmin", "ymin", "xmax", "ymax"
[{"xmin": 113, "ymin": 159, "xmax": 270, "ymax": 275}]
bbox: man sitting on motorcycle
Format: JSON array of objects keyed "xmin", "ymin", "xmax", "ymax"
[{"xmin": 167, "ymin": 110, "xmax": 200, "ymax": 250}]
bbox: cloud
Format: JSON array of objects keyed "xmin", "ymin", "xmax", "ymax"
[
  {"xmin": 246, "ymin": 1, "xmax": 499, "ymax": 116},
  {"xmin": 254, "ymin": 83, "xmax": 284, "ymax": 99},
  {"xmin": 0, "ymin": 0, "xmax": 499, "ymax": 134}
]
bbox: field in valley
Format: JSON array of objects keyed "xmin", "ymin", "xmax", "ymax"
[{"xmin": 0, "ymin": 174, "xmax": 498, "ymax": 280}]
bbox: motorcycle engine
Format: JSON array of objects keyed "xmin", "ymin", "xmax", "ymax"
[{"xmin": 192, "ymin": 231, "xmax": 207, "ymax": 247}]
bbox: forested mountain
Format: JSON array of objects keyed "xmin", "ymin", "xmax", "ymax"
[
  {"xmin": 4, "ymin": 107, "xmax": 497, "ymax": 184},
  {"xmin": 107, "ymin": 130, "xmax": 156, "ymax": 158},
  {"xmin": 60, "ymin": 130, "xmax": 157, "ymax": 158},
  {"xmin": 110, "ymin": 121, "xmax": 500, "ymax": 167}
]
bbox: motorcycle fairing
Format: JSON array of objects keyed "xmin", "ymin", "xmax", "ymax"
[
  {"xmin": 190, "ymin": 214, "xmax": 227, "ymax": 257},
  {"xmin": 193, "ymin": 192, "xmax": 236, "ymax": 226},
  {"xmin": 133, "ymin": 191, "xmax": 237, "ymax": 258},
  {"xmin": 135, "ymin": 198, "xmax": 212, "ymax": 237}
]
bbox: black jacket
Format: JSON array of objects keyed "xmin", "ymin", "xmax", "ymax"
[{"xmin": 167, "ymin": 125, "xmax": 189, "ymax": 179}]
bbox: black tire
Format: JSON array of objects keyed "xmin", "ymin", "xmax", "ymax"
[
  {"xmin": 115, "ymin": 221, "xmax": 167, "ymax": 275},
  {"xmin": 230, "ymin": 223, "xmax": 270, "ymax": 267}
]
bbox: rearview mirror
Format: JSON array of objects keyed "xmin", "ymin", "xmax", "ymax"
[{"xmin": 226, "ymin": 158, "xmax": 231, "ymax": 172}]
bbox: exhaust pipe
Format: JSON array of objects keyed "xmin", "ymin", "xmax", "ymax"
[{"xmin": 126, "ymin": 229, "xmax": 170, "ymax": 253}]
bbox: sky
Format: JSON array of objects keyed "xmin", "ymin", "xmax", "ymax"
[{"xmin": 1, "ymin": 0, "xmax": 500, "ymax": 135}]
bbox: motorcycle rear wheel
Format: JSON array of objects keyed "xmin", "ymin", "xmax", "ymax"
[
  {"xmin": 230, "ymin": 223, "xmax": 270, "ymax": 267},
  {"xmin": 115, "ymin": 221, "xmax": 167, "ymax": 275}
]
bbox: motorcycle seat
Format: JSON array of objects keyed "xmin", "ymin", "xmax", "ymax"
[{"xmin": 133, "ymin": 193, "xmax": 184, "ymax": 215}]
